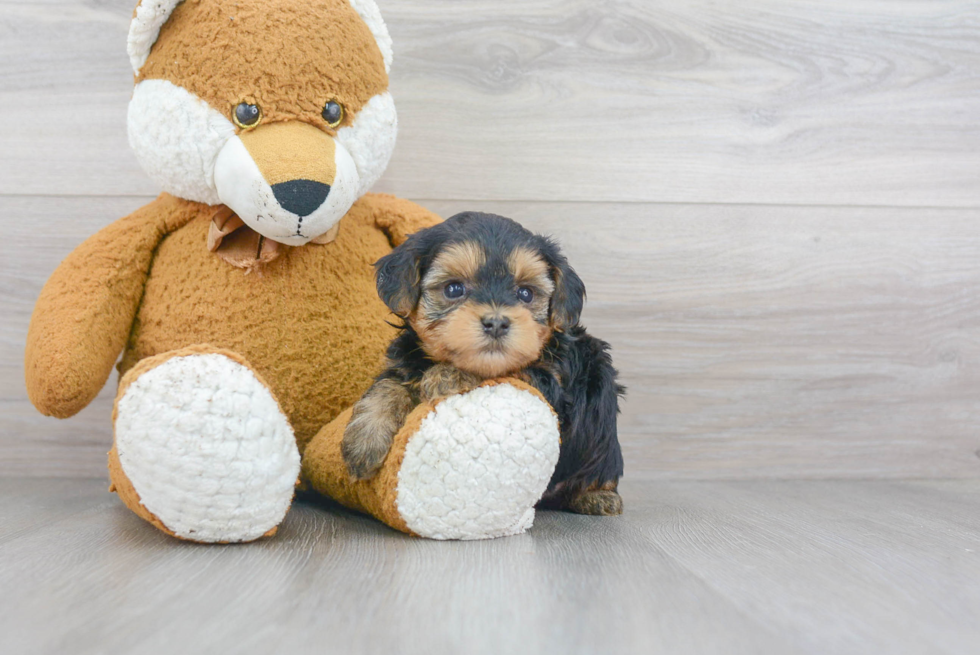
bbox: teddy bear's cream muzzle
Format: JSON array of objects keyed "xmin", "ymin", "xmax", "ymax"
[{"xmin": 213, "ymin": 121, "xmax": 360, "ymax": 246}]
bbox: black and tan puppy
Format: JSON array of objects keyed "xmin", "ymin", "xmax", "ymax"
[{"xmin": 341, "ymin": 212, "xmax": 625, "ymax": 515}]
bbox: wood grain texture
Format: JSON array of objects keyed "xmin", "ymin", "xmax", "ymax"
[
  {"xmin": 634, "ymin": 478, "xmax": 980, "ymax": 655},
  {"xmin": 1, "ymin": 0, "xmax": 979, "ymax": 205},
  {"xmin": 4, "ymin": 196, "xmax": 980, "ymax": 480},
  {"xmin": 1, "ymin": 477, "xmax": 978, "ymax": 655}
]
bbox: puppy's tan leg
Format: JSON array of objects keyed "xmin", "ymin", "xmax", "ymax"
[
  {"xmin": 567, "ymin": 481, "xmax": 624, "ymax": 516},
  {"xmin": 342, "ymin": 379, "xmax": 414, "ymax": 480},
  {"xmin": 419, "ymin": 363, "xmax": 484, "ymax": 402}
]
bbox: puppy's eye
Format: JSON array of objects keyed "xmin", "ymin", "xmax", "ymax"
[
  {"xmin": 233, "ymin": 103, "xmax": 262, "ymax": 129},
  {"xmin": 517, "ymin": 287, "xmax": 534, "ymax": 303},
  {"xmin": 322, "ymin": 100, "xmax": 345, "ymax": 128},
  {"xmin": 444, "ymin": 282, "xmax": 466, "ymax": 299}
]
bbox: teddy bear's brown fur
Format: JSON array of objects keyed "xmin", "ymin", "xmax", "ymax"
[{"xmin": 26, "ymin": 191, "xmax": 439, "ymax": 445}]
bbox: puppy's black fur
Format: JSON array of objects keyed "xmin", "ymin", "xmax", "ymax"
[{"xmin": 347, "ymin": 212, "xmax": 625, "ymax": 515}]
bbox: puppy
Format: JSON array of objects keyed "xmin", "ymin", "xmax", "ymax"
[{"xmin": 341, "ymin": 212, "xmax": 625, "ymax": 515}]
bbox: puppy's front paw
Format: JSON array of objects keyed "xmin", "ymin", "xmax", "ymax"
[
  {"xmin": 341, "ymin": 417, "xmax": 394, "ymax": 481},
  {"xmin": 567, "ymin": 489, "xmax": 623, "ymax": 516},
  {"xmin": 419, "ymin": 363, "xmax": 483, "ymax": 402},
  {"xmin": 341, "ymin": 379, "xmax": 415, "ymax": 481}
]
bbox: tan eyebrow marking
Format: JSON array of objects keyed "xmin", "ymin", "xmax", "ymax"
[
  {"xmin": 425, "ymin": 241, "xmax": 485, "ymax": 286},
  {"xmin": 508, "ymin": 247, "xmax": 554, "ymax": 293}
]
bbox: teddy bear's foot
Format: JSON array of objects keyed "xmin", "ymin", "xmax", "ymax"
[
  {"xmin": 396, "ymin": 383, "xmax": 561, "ymax": 539},
  {"xmin": 304, "ymin": 380, "xmax": 561, "ymax": 540},
  {"xmin": 109, "ymin": 347, "xmax": 300, "ymax": 543}
]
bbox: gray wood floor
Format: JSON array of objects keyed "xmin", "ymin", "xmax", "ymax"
[{"xmin": 2, "ymin": 476, "xmax": 979, "ymax": 655}]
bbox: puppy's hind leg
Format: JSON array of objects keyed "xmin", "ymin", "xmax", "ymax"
[
  {"xmin": 567, "ymin": 481, "xmax": 624, "ymax": 516},
  {"xmin": 342, "ymin": 378, "xmax": 415, "ymax": 480},
  {"xmin": 543, "ymin": 333, "xmax": 626, "ymax": 516}
]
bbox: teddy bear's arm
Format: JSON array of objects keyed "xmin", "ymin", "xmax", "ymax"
[
  {"xmin": 367, "ymin": 193, "xmax": 443, "ymax": 246},
  {"xmin": 25, "ymin": 194, "xmax": 199, "ymax": 418}
]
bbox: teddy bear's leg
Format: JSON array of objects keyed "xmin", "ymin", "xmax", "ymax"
[
  {"xmin": 302, "ymin": 380, "xmax": 561, "ymax": 540},
  {"xmin": 108, "ymin": 346, "xmax": 300, "ymax": 543}
]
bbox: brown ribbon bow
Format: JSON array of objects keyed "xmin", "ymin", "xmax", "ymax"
[{"xmin": 207, "ymin": 206, "xmax": 340, "ymax": 273}]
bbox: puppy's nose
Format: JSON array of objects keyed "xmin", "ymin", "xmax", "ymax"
[
  {"xmin": 481, "ymin": 315, "xmax": 511, "ymax": 339},
  {"xmin": 272, "ymin": 179, "xmax": 331, "ymax": 217}
]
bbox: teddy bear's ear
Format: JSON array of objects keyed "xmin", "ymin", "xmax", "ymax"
[
  {"xmin": 348, "ymin": 0, "xmax": 394, "ymax": 74},
  {"xmin": 128, "ymin": 0, "xmax": 184, "ymax": 74},
  {"xmin": 127, "ymin": 1, "xmax": 393, "ymax": 76}
]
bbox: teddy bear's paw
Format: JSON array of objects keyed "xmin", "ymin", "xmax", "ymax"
[
  {"xmin": 113, "ymin": 352, "xmax": 300, "ymax": 543},
  {"xmin": 395, "ymin": 383, "xmax": 561, "ymax": 540}
]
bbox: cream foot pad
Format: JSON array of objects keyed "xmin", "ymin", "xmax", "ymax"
[
  {"xmin": 395, "ymin": 383, "xmax": 561, "ymax": 540},
  {"xmin": 112, "ymin": 352, "xmax": 300, "ymax": 543}
]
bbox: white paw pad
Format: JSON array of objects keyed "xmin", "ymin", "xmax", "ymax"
[
  {"xmin": 396, "ymin": 384, "xmax": 561, "ymax": 540},
  {"xmin": 115, "ymin": 354, "xmax": 300, "ymax": 543}
]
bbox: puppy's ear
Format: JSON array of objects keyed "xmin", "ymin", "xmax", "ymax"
[
  {"xmin": 543, "ymin": 241, "xmax": 586, "ymax": 331},
  {"xmin": 375, "ymin": 235, "xmax": 427, "ymax": 317}
]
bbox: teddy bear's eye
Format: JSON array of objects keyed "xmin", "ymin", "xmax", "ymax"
[
  {"xmin": 233, "ymin": 103, "xmax": 262, "ymax": 129},
  {"xmin": 322, "ymin": 101, "xmax": 345, "ymax": 128}
]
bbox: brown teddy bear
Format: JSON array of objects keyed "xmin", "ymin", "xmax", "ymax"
[{"xmin": 24, "ymin": 0, "xmax": 559, "ymax": 542}]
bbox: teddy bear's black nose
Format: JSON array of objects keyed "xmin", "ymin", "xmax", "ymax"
[{"xmin": 271, "ymin": 179, "xmax": 331, "ymax": 217}]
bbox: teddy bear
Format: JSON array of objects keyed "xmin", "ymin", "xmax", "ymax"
[{"xmin": 24, "ymin": 0, "xmax": 560, "ymax": 542}]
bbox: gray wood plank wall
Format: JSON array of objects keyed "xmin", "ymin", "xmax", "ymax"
[{"xmin": 2, "ymin": 0, "xmax": 979, "ymax": 480}]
